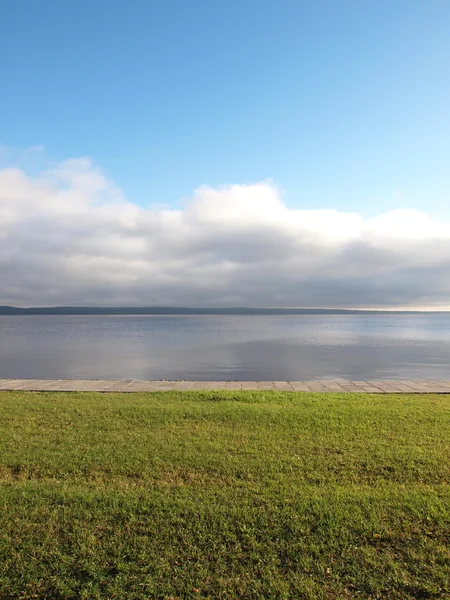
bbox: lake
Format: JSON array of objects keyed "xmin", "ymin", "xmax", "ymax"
[{"xmin": 1, "ymin": 314, "xmax": 450, "ymax": 381}]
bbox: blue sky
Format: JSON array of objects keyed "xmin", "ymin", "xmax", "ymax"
[{"xmin": 2, "ymin": 0, "xmax": 450, "ymax": 216}]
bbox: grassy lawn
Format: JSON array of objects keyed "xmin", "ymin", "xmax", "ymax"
[{"xmin": 0, "ymin": 391, "xmax": 449, "ymax": 599}]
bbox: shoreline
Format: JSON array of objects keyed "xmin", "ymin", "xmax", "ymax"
[{"xmin": 2, "ymin": 378, "xmax": 450, "ymax": 393}]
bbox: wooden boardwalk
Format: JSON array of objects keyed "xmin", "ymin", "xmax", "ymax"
[{"xmin": 2, "ymin": 379, "xmax": 450, "ymax": 393}]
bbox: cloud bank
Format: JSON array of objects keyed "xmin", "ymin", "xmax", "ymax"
[{"xmin": 1, "ymin": 156, "xmax": 450, "ymax": 308}]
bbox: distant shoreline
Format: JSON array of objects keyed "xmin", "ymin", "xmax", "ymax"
[{"xmin": 1, "ymin": 306, "xmax": 448, "ymax": 315}]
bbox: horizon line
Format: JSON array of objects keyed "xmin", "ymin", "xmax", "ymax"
[{"xmin": 1, "ymin": 305, "xmax": 450, "ymax": 314}]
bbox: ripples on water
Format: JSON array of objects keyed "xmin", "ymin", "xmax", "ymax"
[{"xmin": 1, "ymin": 314, "xmax": 450, "ymax": 380}]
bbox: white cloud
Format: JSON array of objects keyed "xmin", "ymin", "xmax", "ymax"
[{"xmin": 1, "ymin": 155, "xmax": 450, "ymax": 308}]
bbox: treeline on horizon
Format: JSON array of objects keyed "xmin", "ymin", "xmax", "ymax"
[{"xmin": 0, "ymin": 306, "xmax": 433, "ymax": 315}]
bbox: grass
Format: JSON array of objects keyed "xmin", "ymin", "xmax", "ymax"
[{"xmin": 0, "ymin": 390, "xmax": 449, "ymax": 599}]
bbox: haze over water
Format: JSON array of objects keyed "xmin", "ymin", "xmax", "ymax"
[{"xmin": 1, "ymin": 314, "xmax": 450, "ymax": 381}]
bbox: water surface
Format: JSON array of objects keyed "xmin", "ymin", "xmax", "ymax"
[{"xmin": 1, "ymin": 314, "xmax": 450, "ymax": 380}]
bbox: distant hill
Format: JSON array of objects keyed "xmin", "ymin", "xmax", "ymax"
[{"xmin": 0, "ymin": 306, "xmax": 440, "ymax": 315}]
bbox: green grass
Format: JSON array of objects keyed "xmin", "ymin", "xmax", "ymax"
[{"xmin": 0, "ymin": 390, "xmax": 449, "ymax": 599}]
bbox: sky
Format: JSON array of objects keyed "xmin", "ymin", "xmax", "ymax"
[{"xmin": 1, "ymin": 0, "xmax": 450, "ymax": 308}]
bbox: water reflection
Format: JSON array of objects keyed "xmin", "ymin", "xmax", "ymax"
[{"xmin": 1, "ymin": 314, "xmax": 450, "ymax": 380}]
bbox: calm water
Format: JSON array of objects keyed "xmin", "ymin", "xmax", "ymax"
[{"xmin": 1, "ymin": 314, "xmax": 450, "ymax": 381}]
